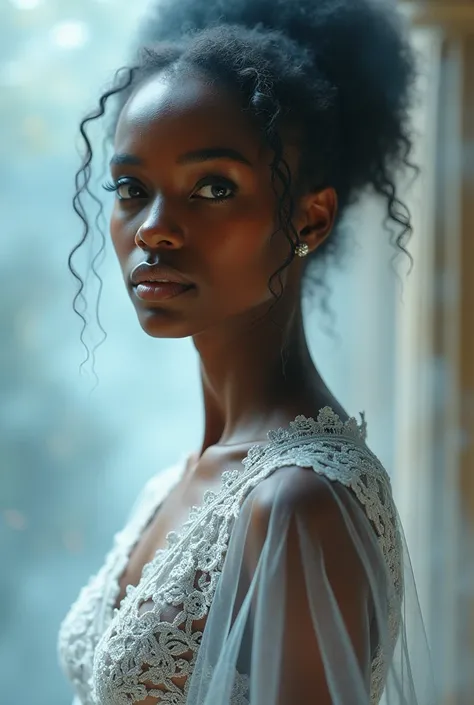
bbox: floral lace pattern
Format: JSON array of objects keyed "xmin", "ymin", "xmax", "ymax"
[
  {"xmin": 58, "ymin": 463, "xmax": 188, "ymax": 705},
  {"xmin": 58, "ymin": 408, "xmax": 402, "ymax": 705}
]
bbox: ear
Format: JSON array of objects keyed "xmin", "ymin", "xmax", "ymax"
[{"xmin": 294, "ymin": 187, "xmax": 338, "ymax": 253}]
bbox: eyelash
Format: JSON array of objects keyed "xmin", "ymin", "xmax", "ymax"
[{"xmin": 101, "ymin": 176, "xmax": 237, "ymax": 204}]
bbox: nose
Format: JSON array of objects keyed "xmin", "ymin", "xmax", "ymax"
[{"xmin": 134, "ymin": 196, "xmax": 184, "ymax": 250}]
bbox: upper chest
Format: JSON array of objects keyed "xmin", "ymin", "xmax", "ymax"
[{"xmin": 115, "ymin": 447, "xmax": 253, "ymax": 610}]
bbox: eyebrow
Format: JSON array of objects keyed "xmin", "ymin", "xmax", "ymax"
[{"xmin": 109, "ymin": 147, "xmax": 253, "ymax": 168}]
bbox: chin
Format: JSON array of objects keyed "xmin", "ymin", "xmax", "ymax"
[
  {"xmin": 136, "ymin": 307, "xmax": 216, "ymax": 339},
  {"xmin": 136, "ymin": 309, "xmax": 194, "ymax": 339}
]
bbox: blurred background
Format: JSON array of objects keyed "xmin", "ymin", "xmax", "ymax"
[{"xmin": 0, "ymin": 0, "xmax": 473, "ymax": 703}]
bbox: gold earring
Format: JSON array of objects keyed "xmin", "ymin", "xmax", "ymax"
[{"xmin": 295, "ymin": 242, "xmax": 309, "ymax": 258}]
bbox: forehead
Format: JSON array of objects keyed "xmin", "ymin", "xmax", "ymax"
[{"xmin": 114, "ymin": 71, "xmax": 265, "ymax": 158}]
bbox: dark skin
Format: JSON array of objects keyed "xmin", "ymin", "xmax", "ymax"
[
  {"xmin": 109, "ymin": 69, "xmax": 349, "ymax": 459},
  {"xmin": 106, "ymin": 71, "xmax": 374, "ymax": 704}
]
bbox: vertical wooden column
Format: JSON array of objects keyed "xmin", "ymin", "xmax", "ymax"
[
  {"xmin": 456, "ymin": 34, "xmax": 474, "ymax": 705},
  {"xmin": 396, "ymin": 4, "xmax": 474, "ymax": 703}
]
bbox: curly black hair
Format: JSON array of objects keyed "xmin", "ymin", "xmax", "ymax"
[{"xmin": 69, "ymin": 0, "xmax": 417, "ymax": 379}]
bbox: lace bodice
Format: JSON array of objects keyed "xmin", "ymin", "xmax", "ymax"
[{"xmin": 58, "ymin": 408, "xmax": 403, "ymax": 705}]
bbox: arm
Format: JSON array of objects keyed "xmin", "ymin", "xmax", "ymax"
[
  {"xmin": 242, "ymin": 467, "xmax": 375, "ymax": 704},
  {"xmin": 186, "ymin": 465, "xmax": 389, "ymax": 705}
]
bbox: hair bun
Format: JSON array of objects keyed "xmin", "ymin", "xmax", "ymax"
[
  {"xmin": 138, "ymin": 0, "xmax": 408, "ymax": 71},
  {"xmin": 137, "ymin": 0, "xmax": 414, "ymax": 180},
  {"xmin": 137, "ymin": 0, "xmax": 413, "ymax": 141}
]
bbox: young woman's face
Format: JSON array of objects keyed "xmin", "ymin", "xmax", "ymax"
[{"xmin": 109, "ymin": 70, "xmax": 301, "ymax": 339}]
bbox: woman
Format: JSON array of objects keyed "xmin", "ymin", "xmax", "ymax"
[{"xmin": 58, "ymin": 0, "xmax": 436, "ymax": 703}]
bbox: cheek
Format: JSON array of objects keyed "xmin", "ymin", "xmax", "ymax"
[
  {"xmin": 221, "ymin": 211, "xmax": 290, "ymax": 281},
  {"xmin": 199, "ymin": 210, "xmax": 291, "ymax": 307},
  {"xmin": 206, "ymin": 198, "xmax": 282, "ymax": 266}
]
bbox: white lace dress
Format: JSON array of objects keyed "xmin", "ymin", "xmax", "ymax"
[{"xmin": 58, "ymin": 408, "xmax": 434, "ymax": 705}]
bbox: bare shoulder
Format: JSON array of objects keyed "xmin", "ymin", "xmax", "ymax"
[
  {"xmin": 239, "ymin": 464, "xmax": 373, "ymax": 599},
  {"xmin": 240, "ymin": 464, "xmax": 352, "ymax": 553},
  {"xmin": 245, "ymin": 465, "xmax": 339, "ymax": 521}
]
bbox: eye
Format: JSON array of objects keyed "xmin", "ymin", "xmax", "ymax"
[
  {"xmin": 102, "ymin": 178, "xmax": 146, "ymax": 201},
  {"xmin": 193, "ymin": 177, "xmax": 237, "ymax": 202},
  {"xmin": 102, "ymin": 176, "xmax": 237, "ymax": 203}
]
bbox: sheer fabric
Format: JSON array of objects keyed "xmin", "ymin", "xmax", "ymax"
[
  {"xmin": 59, "ymin": 409, "xmax": 436, "ymax": 705},
  {"xmin": 185, "ymin": 467, "xmax": 436, "ymax": 705}
]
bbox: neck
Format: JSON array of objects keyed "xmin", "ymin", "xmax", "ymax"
[{"xmin": 192, "ymin": 294, "xmax": 329, "ymax": 454}]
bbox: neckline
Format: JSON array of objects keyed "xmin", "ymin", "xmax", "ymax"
[
  {"xmin": 255, "ymin": 406, "xmax": 367, "ymax": 448},
  {"xmin": 108, "ymin": 405, "xmax": 367, "ymax": 618},
  {"xmin": 194, "ymin": 405, "xmax": 367, "ymax": 458}
]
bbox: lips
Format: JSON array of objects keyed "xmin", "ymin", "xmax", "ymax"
[
  {"xmin": 133, "ymin": 281, "xmax": 194, "ymax": 302},
  {"xmin": 130, "ymin": 262, "xmax": 194, "ymax": 287}
]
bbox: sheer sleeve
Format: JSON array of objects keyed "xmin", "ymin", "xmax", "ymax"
[{"xmin": 185, "ymin": 465, "xmax": 437, "ymax": 705}]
